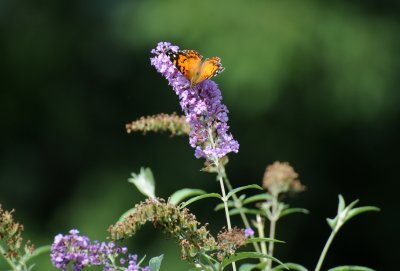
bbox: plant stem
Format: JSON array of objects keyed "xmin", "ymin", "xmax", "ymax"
[
  {"xmin": 266, "ymin": 195, "xmax": 279, "ymax": 271},
  {"xmin": 220, "ymin": 166, "xmax": 261, "ymax": 253},
  {"xmin": 0, "ymin": 243, "xmax": 18, "ymax": 270},
  {"xmin": 256, "ymin": 215, "xmax": 268, "ymax": 259},
  {"xmin": 314, "ymin": 229, "xmax": 337, "ymax": 271}
]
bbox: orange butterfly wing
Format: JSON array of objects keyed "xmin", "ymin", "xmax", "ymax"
[
  {"xmin": 167, "ymin": 50, "xmax": 202, "ymax": 82},
  {"xmin": 167, "ymin": 50, "xmax": 224, "ymax": 88},
  {"xmin": 194, "ymin": 57, "xmax": 225, "ymax": 86}
]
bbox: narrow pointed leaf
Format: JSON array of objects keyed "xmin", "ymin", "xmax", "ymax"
[
  {"xmin": 229, "ymin": 207, "xmax": 262, "ymax": 216},
  {"xmin": 239, "ymin": 262, "xmax": 267, "ymax": 271},
  {"xmin": 226, "ymin": 185, "xmax": 263, "ymax": 200},
  {"xmin": 246, "ymin": 237, "xmax": 284, "ymax": 244},
  {"xmin": 327, "ymin": 266, "xmax": 375, "ymax": 271},
  {"xmin": 180, "ymin": 193, "xmax": 222, "ymax": 208},
  {"xmin": 242, "ymin": 194, "xmax": 273, "ymax": 205},
  {"xmin": 338, "ymin": 195, "xmax": 346, "ymax": 213},
  {"xmin": 149, "ymin": 254, "xmax": 164, "ymax": 271},
  {"xmin": 169, "ymin": 188, "xmax": 206, "ymax": 205},
  {"xmin": 22, "ymin": 245, "xmax": 51, "ymax": 263},
  {"xmin": 346, "ymin": 206, "xmax": 380, "ymax": 222},
  {"xmin": 280, "ymin": 208, "xmax": 309, "ymax": 218},
  {"xmin": 215, "ymin": 201, "xmax": 235, "ymax": 211},
  {"xmin": 326, "ymin": 217, "xmax": 337, "ymax": 230},
  {"xmin": 221, "ymin": 252, "xmax": 286, "ymax": 269},
  {"xmin": 272, "ymin": 263, "xmax": 309, "ymax": 271}
]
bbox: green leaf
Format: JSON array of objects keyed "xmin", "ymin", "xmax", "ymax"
[
  {"xmin": 22, "ymin": 245, "xmax": 51, "ymax": 263},
  {"xmin": 169, "ymin": 188, "xmax": 206, "ymax": 205},
  {"xmin": 215, "ymin": 201, "xmax": 235, "ymax": 211},
  {"xmin": 221, "ymin": 252, "xmax": 286, "ymax": 270},
  {"xmin": 327, "ymin": 266, "xmax": 375, "ymax": 271},
  {"xmin": 272, "ymin": 263, "xmax": 308, "ymax": 271},
  {"xmin": 338, "ymin": 195, "xmax": 346, "ymax": 213},
  {"xmin": 280, "ymin": 208, "xmax": 309, "ymax": 218},
  {"xmin": 149, "ymin": 254, "xmax": 164, "ymax": 271},
  {"xmin": 239, "ymin": 262, "xmax": 267, "ymax": 271},
  {"xmin": 128, "ymin": 167, "xmax": 156, "ymax": 198},
  {"xmin": 229, "ymin": 207, "xmax": 262, "ymax": 216},
  {"xmin": 226, "ymin": 185, "xmax": 263, "ymax": 200},
  {"xmin": 246, "ymin": 237, "xmax": 284, "ymax": 244},
  {"xmin": 118, "ymin": 207, "xmax": 136, "ymax": 222},
  {"xmin": 242, "ymin": 194, "xmax": 273, "ymax": 205},
  {"xmin": 327, "ymin": 217, "xmax": 337, "ymax": 230},
  {"xmin": 180, "ymin": 193, "xmax": 222, "ymax": 208},
  {"xmin": 345, "ymin": 206, "xmax": 380, "ymax": 222}
]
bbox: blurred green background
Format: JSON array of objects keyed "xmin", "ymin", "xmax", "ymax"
[{"xmin": 1, "ymin": 0, "xmax": 399, "ymax": 270}]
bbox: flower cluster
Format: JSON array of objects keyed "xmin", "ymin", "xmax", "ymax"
[
  {"xmin": 126, "ymin": 113, "xmax": 190, "ymax": 136},
  {"xmin": 216, "ymin": 227, "xmax": 247, "ymax": 261},
  {"xmin": 51, "ymin": 229, "xmax": 149, "ymax": 271},
  {"xmin": 150, "ymin": 42, "xmax": 239, "ymax": 161},
  {"xmin": 0, "ymin": 205, "xmax": 34, "ymax": 260},
  {"xmin": 263, "ymin": 161, "xmax": 305, "ymax": 196},
  {"xmin": 108, "ymin": 198, "xmax": 217, "ymax": 263}
]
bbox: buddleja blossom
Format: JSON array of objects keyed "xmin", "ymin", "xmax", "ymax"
[
  {"xmin": 50, "ymin": 229, "xmax": 149, "ymax": 271},
  {"xmin": 150, "ymin": 42, "xmax": 239, "ymax": 161}
]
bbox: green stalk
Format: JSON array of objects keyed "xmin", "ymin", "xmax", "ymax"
[
  {"xmin": 255, "ymin": 215, "xmax": 268, "ymax": 262},
  {"xmin": 0, "ymin": 243, "xmax": 18, "ymax": 271},
  {"xmin": 220, "ymin": 166, "xmax": 261, "ymax": 253},
  {"xmin": 314, "ymin": 230, "xmax": 337, "ymax": 271},
  {"xmin": 266, "ymin": 195, "xmax": 280, "ymax": 271}
]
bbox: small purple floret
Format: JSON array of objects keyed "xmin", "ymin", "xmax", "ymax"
[
  {"xmin": 150, "ymin": 42, "xmax": 239, "ymax": 161},
  {"xmin": 244, "ymin": 228, "xmax": 255, "ymax": 238}
]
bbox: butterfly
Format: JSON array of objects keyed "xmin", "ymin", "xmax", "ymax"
[{"xmin": 167, "ymin": 49, "xmax": 225, "ymax": 88}]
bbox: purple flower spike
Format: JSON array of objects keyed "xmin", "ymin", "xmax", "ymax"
[
  {"xmin": 150, "ymin": 42, "xmax": 239, "ymax": 161},
  {"xmin": 50, "ymin": 229, "xmax": 148, "ymax": 271}
]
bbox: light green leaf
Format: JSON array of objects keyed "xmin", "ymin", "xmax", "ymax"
[
  {"xmin": 180, "ymin": 193, "xmax": 222, "ymax": 208},
  {"xmin": 22, "ymin": 245, "xmax": 51, "ymax": 263},
  {"xmin": 280, "ymin": 208, "xmax": 309, "ymax": 218},
  {"xmin": 229, "ymin": 207, "xmax": 262, "ymax": 216},
  {"xmin": 226, "ymin": 185, "xmax": 263, "ymax": 200},
  {"xmin": 215, "ymin": 201, "xmax": 235, "ymax": 211},
  {"xmin": 338, "ymin": 194, "xmax": 346, "ymax": 213},
  {"xmin": 118, "ymin": 207, "xmax": 136, "ymax": 222},
  {"xmin": 272, "ymin": 263, "xmax": 309, "ymax": 271},
  {"xmin": 327, "ymin": 217, "xmax": 337, "ymax": 230},
  {"xmin": 242, "ymin": 194, "xmax": 273, "ymax": 205},
  {"xmin": 128, "ymin": 167, "xmax": 156, "ymax": 198},
  {"xmin": 239, "ymin": 262, "xmax": 267, "ymax": 271},
  {"xmin": 221, "ymin": 252, "xmax": 286, "ymax": 270},
  {"xmin": 346, "ymin": 206, "xmax": 380, "ymax": 222},
  {"xmin": 169, "ymin": 188, "xmax": 206, "ymax": 205},
  {"xmin": 246, "ymin": 237, "xmax": 284, "ymax": 244},
  {"xmin": 327, "ymin": 266, "xmax": 375, "ymax": 271},
  {"xmin": 149, "ymin": 254, "xmax": 164, "ymax": 271}
]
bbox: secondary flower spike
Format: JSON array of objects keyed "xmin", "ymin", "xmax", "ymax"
[{"xmin": 150, "ymin": 42, "xmax": 239, "ymax": 161}]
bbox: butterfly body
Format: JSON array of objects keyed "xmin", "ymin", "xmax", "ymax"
[{"xmin": 167, "ymin": 49, "xmax": 224, "ymax": 88}]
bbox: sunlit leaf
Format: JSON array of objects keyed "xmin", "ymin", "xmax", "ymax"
[
  {"xmin": 221, "ymin": 252, "xmax": 286, "ymax": 270},
  {"xmin": 279, "ymin": 208, "xmax": 309, "ymax": 218},
  {"xmin": 169, "ymin": 188, "xmax": 206, "ymax": 205},
  {"xmin": 180, "ymin": 193, "xmax": 222, "ymax": 208},
  {"xmin": 242, "ymin": 194, "xmax": 273, "ymax": 205},
  {"xmin": 22, "ymin": 245, "xmax": 51, "ymax": 263},
  {"xmin": 128, "ymin": 167, "xmax": 156, "ymax": 198},
  {"xmin": 226, "ymin": 185, "xmax": 263, "ymax": 200},
  {"xmin": 215, "ymin": 201, "xmax": 235, "ymax": 211},
  {"xmin": 272, "ymin": 263, "xmax": 308, "ymax": 271},
  {"xmin": 149, "ymin": 254, "xmax": 164, "ymax": 271},
  {"xmin": 246, "ymin": 237, "xmax": 284, "ymax": 244},
  {"xmin": 229, "ymin": 207, "xmax": 262, "ymax": 216},
  {"xmin": 327, "ymin": 266, "xmax": 375, "ymax": 271},
  {"xmin": 345, "ymin": 206, "xmax": 380, "ymax": 223}
]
